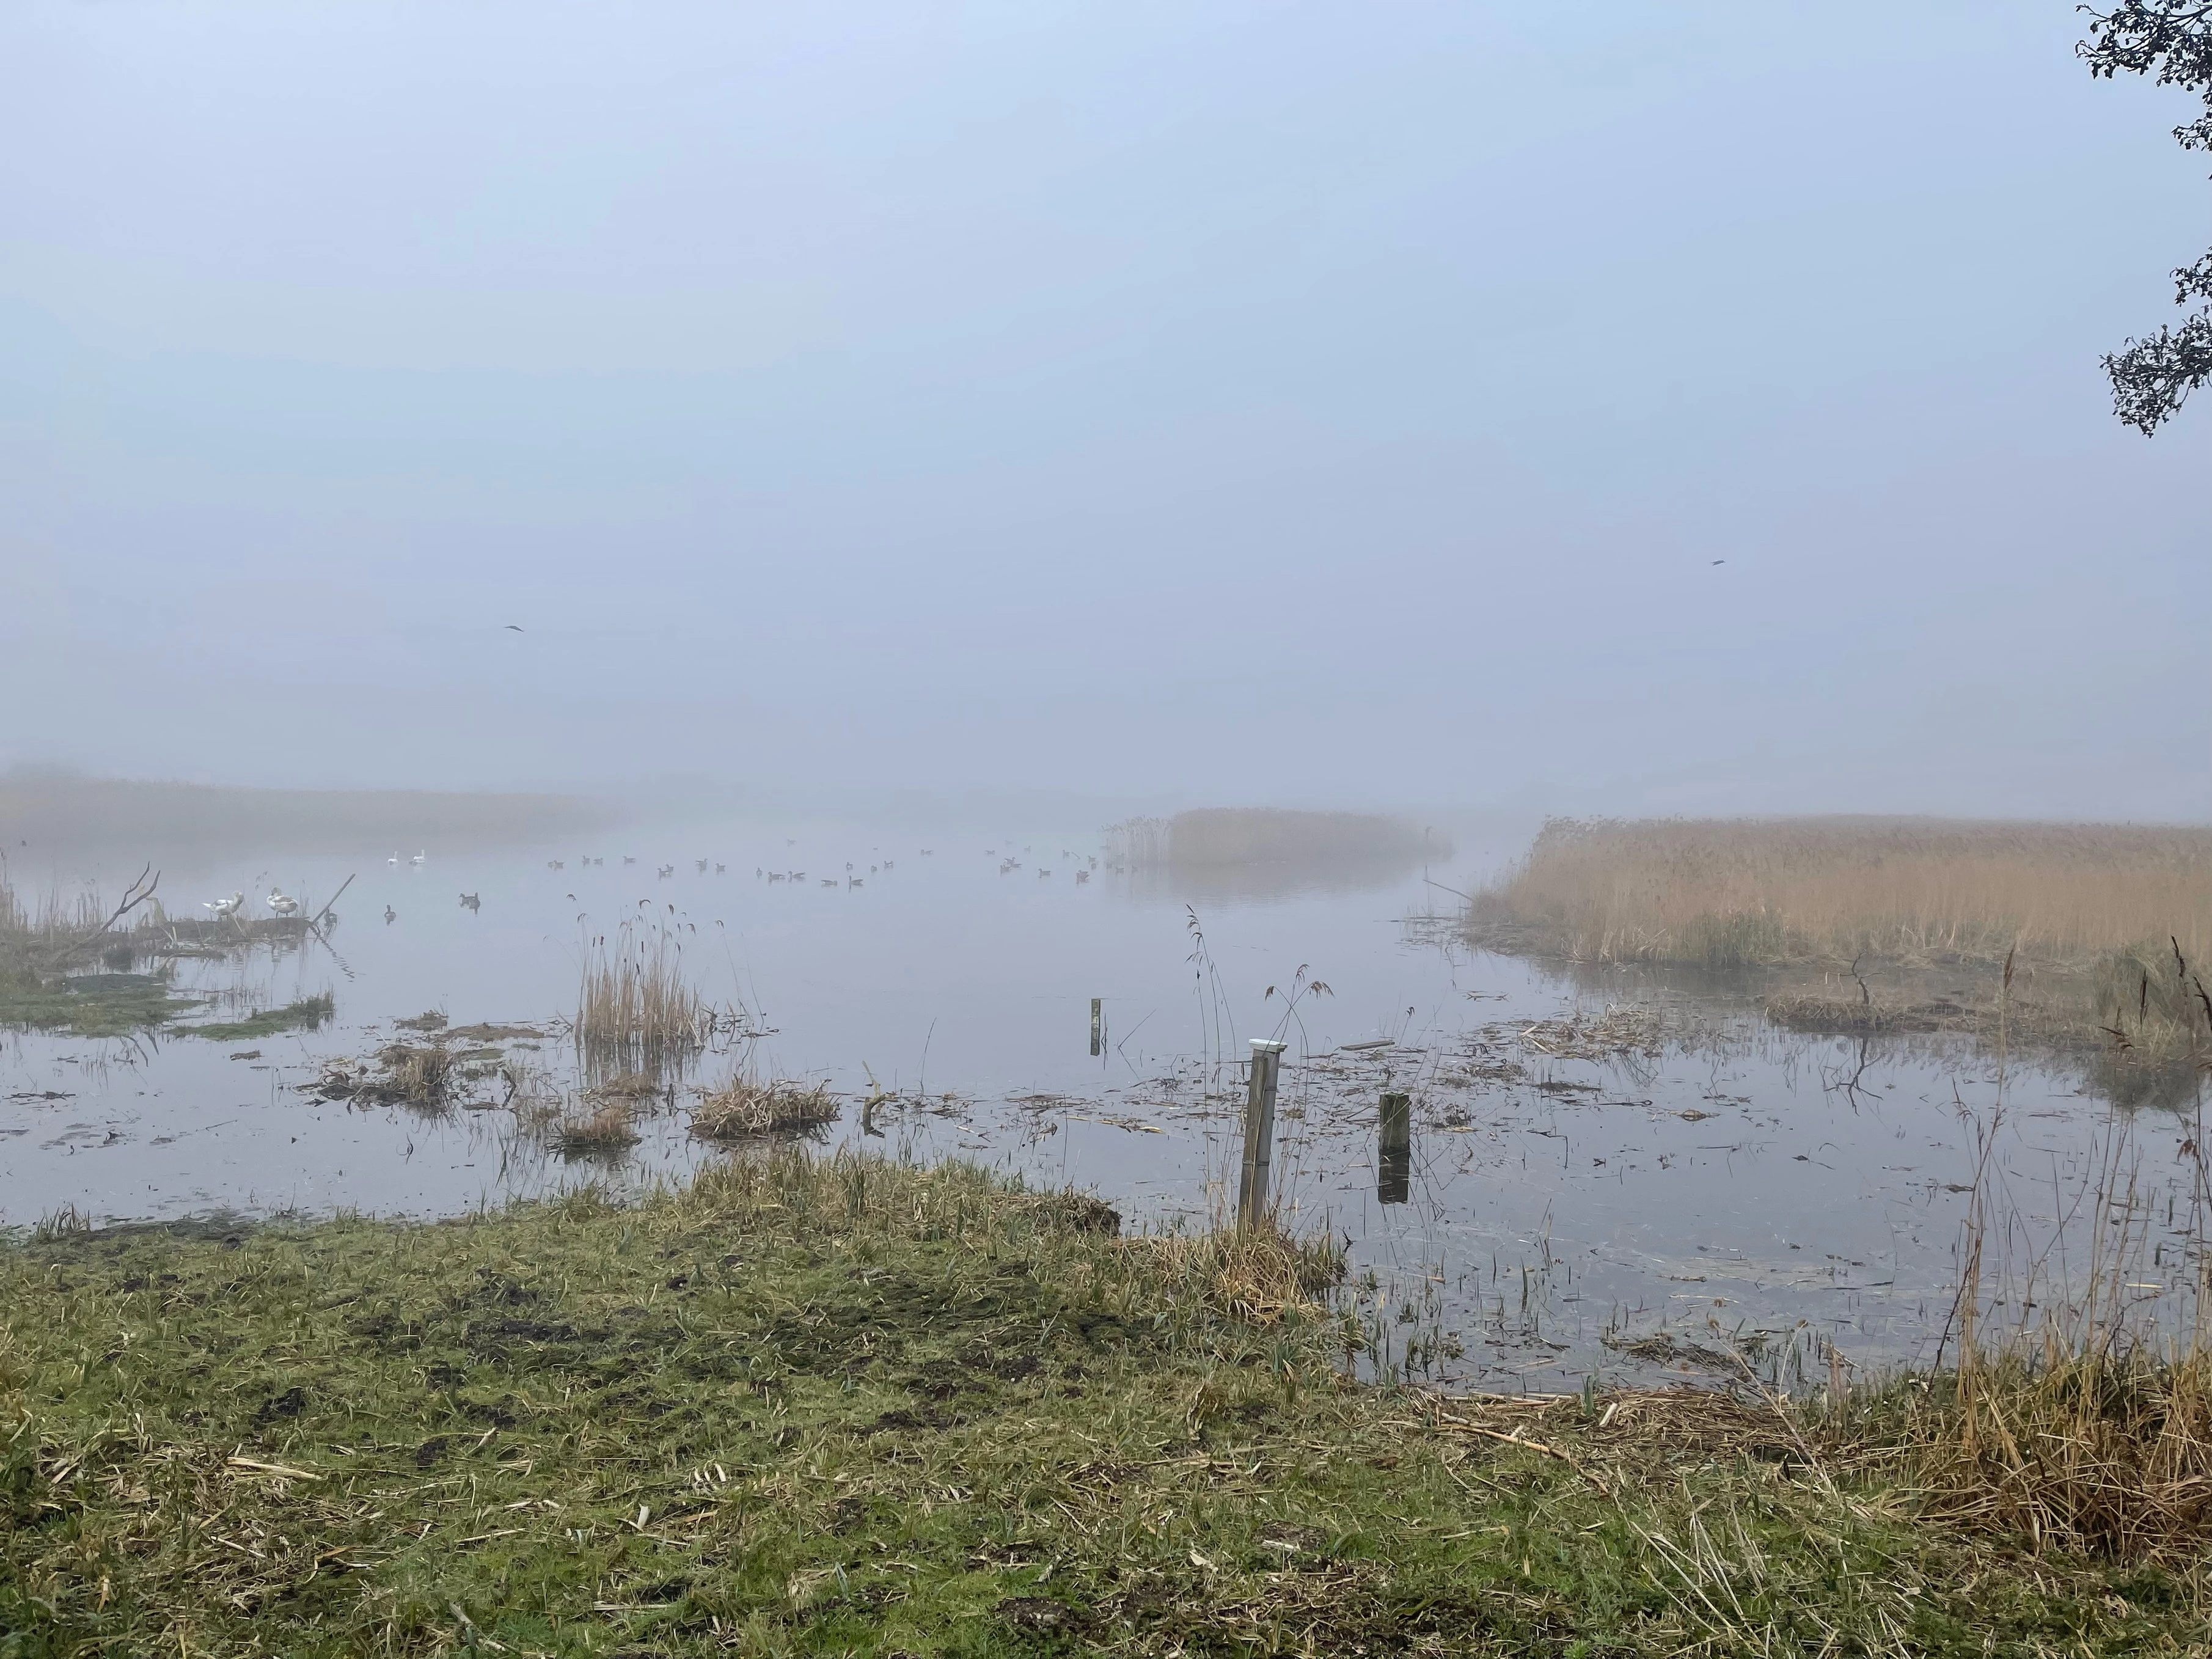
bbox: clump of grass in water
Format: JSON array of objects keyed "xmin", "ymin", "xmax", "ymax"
[
  {"xmin": 552, "ymin": 1097, "xmax": 642, "ymax": 1159},
  {"xmin": 690, "ymin": 1075, "xmax": 838, "ymax": 1140},
  {"xmin": 178, "ymin": 992, "xmax": 335, "ymax": 1042},
  {"xmin": 312, "ymin": 1041, "xmax": 455, "ymax": 1109}
]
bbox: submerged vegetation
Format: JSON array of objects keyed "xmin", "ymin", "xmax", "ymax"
[
  {"xmin": 5, "ymin": 1149, "xmax": 2211, "ymax": 1655},
  {"xmin": 177, "ymin": 992, "xmax": 335, "ymax": 1043}
]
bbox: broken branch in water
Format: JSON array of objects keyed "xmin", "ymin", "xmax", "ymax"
[
  {"xmin": 309, "ymin": 873, "xmax": 355, "ymax": 934},
  {"xmin": 37, "ymin": 864, "xmax": 161, "ymax": 970}
]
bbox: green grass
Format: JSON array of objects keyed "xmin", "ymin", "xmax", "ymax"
[
  {"xmin": 0, "ymin": 970, "xmax": 329, "ymax": 1044},
  {"xmin": 175, "ymin": 992, "xmax": 337, "ymax": 1043},
  {"xmin": 2, "ymin": 1152, "xmax": 2207, "ymax": 1656},
  {"xmin": 0, "ymin": 969, "xmax": 202, "ymax": 1038}
]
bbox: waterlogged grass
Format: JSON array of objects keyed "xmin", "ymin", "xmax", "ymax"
[
  {"xmin": 175, "ymin": 992, "xmax": 337, "ymax": 1043},
  {"xmin": 0, "ymin": 969, "xmax": 202, "ymax": 1037},
  {"xmin": 2, "ymin": 1154, "xmax": 2208, "ymax": 1657}
]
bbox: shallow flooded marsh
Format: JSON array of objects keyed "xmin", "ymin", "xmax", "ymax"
[{"xmin": 2, "ymin": 816, "xmax": 2200, "ymax": 1397}]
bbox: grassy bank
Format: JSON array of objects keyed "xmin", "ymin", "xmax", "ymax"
[{"xmin": 4, "ymin": 1154, "xmax": 2208, "ymax": 1655}]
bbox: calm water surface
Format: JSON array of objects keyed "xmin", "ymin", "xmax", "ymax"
[{"xmin": 4, "ymin": 817, "xmax": 2196, "ymax": 1393}]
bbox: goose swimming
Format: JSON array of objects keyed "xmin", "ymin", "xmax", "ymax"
[{"xmin": 458, "ymin": 892, "xmax": 480, "ymax": 912}]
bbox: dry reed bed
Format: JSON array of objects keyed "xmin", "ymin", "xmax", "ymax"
[
  {"xmin": 1469, "ymin": 816, "xmax": 2212, "ymax": 972},
  {"xmin": 1878, "ymin": 1347, "xmax": 2212, "ymax": 1562},
  {"xmin": 1105, "ymin": 807, "xmax": 1440, "ymax": 870}
]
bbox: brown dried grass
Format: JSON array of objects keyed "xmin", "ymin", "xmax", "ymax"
[
  {"xmin": 1892, "ymin": 1344, "xmax": 2212, "ymax": 1561},
  {"xmin": 1470, "ymin": 816, "xmax": 2212, "ymax": 972},
  {"xmin": 553, "ymin": 1099, "xmax": 642, "ymax": 1159},
  {"xmin": 1127, "ymin": 1222, "xmax": 1344, "ymax": 1325},
  {"xmin": 575, "ymin": 920, "xmax": 711, "ymax": 1057},
  {"xmin": 690, "ymin": 1078, "xmax": 838, "ymax": 1141},
  {"xmin": 1858, "ymin": 1058, "xmax": 2212, "ymax": 1564}
]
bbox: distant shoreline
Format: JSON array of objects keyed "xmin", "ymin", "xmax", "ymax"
[{"xmin": 0, "ymin": 774, "xmax": 617, "ymax": 860}]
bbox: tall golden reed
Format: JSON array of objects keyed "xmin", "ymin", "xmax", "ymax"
[
  {"xmin": 574, "ymin": 918, "xmax": 710, "ymax": 1057},
  {"xmin": 1471, "ymin": 816, "xmax": 2212, "ymax": 970}
]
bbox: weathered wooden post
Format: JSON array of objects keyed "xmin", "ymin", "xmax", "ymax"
[
  {"xmin": 1237, "ymin": 1039, "xmax": 1287, "ymax": 1228},
  {"xmin": 1090, "ymin": 997, "xmax": 1104, "ymax": 1057},
  {"xmin": 1378, "ymin": 1090, "xmax": 1412, "ymax": 1205}
]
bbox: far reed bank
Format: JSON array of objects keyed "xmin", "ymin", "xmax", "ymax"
[
  {"xmin": 5, "ymin": 1151, "xmax": 2210, "ymax": 1656},
  {"xmin": 1466, "ymin": 816, "xmax": 2212, "ymax": 1070},
  {"xmin": 1108, "ymin": 807, "xmax": 1443, "ymax": 870},
  {"xmin": 0, "ymin": 772, "xmax": 613, "ymax": 862}
]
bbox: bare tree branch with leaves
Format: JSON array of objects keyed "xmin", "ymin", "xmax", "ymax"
[{"xmin": 2081, "ymin": 2, "xmax": 2212, "ymax": 431}]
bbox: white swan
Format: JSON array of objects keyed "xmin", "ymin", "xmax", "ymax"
[
  {"xmin": 266, "ymin": 889, "xmax": 301, "ymax": 918},
  {"xmin": 204, "ymin": 891, "xmax": 244, "ymax": 918},
  {"xmin": 409, "ymin": 850, "xmax": 426, "ymax": 866}
]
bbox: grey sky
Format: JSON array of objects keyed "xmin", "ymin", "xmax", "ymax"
[{"xmin": 2, "ymin": 2, "xmax": 2204, "ymax": 820}]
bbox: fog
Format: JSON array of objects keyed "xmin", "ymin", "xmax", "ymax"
[{"xmin": 2, "ymin": 1, "xmax": 2205, "ymax": 822}]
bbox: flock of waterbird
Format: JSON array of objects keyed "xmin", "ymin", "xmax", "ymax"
[
  {"xmin": 203, "ymin": 841, "xmax": 1105, "ymax": 930},
  {"xmin": 199, "ymin": 886, "xmax": 302, "ymax": 920}
]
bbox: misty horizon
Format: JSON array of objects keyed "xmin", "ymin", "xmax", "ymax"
[{"xmin": 3, "ymin": 2, "xmax": 2206, "ymax": 822}]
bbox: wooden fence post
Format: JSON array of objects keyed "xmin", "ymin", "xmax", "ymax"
[
  {"xmin": 1238, "ymin": 1039, "xmax": 1287, "ymax": 1228},
  {"xmin": 1378, "ymin": 1090, "xmax": 1411, "ymax": 1205}
]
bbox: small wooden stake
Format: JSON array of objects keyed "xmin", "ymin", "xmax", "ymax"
[
  {"xmin": 1379, "ymin": 1090, "xmax": 1411, "ymax": 1205},
  {"xmin": 1090, "ymin": 997, "xmax": 1104, "ymax": 1057},
  {"xmin": 1238, "ymin": 1039, "xmax": 1287, "ymax": 1228}
]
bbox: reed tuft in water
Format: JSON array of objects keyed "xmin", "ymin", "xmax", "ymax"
[
  {"xmin": 690, "ymin": 1076, "xmax": 838, "ymax": 1140},
  {"xmin": 574, "ymin": 918, "xmax": 712, "ymax": 1063},
  {"xmin": 552, "ymin": 1098, "xmax": 643, "ymax": 1159}
]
